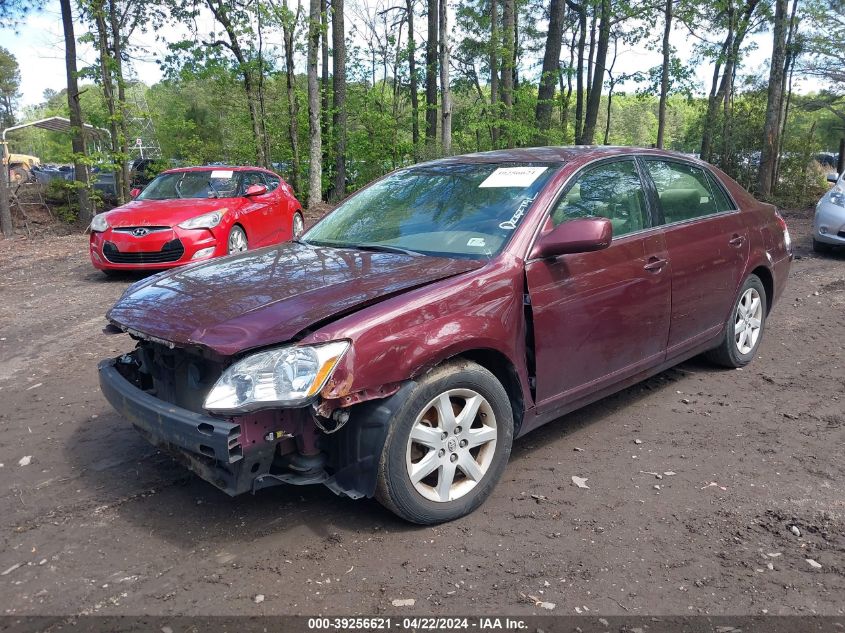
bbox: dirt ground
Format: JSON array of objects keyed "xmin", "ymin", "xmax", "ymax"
[{"xmin": 0, "ymin": 207, "xmax": 843, "ymax": 617}]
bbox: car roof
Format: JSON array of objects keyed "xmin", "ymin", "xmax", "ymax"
[
  {"xmin": 423, "ymin": 146, "xmax": 704, "ymax": 166},
  {"xmin": 160, "ymin": 165, "xmax": 276, "ymax": 175}
]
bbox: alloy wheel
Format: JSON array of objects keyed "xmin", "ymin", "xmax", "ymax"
[
  {"xmin": 292, "ymin": 213, "xmax": 305, "ymax": 238},
  {"xmin": 405, "ymin": 388, "xmax": 498, "ymax": 503},
  {"xmin": 227, "ymin": 227, "xmax": 248, "ymax": 254},
  {"xmin": 734, "ymin": 287, "xmax": 762, "ymax": 355}
]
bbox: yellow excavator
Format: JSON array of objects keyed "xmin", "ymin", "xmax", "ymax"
[{"xmin": 7, "ymin": 153, "xmax": 40, "ymax": 183}]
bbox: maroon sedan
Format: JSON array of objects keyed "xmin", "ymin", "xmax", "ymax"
[
  {"xmin": 98, "ymin": 147, "xmax": 791, "ymax": 524},
  {"xmin": 89, "ymin": 166, "xmax": 303, "ymax": 274}
]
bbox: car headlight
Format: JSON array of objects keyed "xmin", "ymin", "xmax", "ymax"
[
  {"xmin": 204, "ymin": 341, "xmax": 350, "ymax": 413},
  {"xmin": 830, "ymin": 189, "xmax": 845, "ymax": 208},
  {"xmin": 178, "ymin": 208, "xmax": 227, "ymax": 230},
  {"xmin": 90, "ymin": 213, "xmax": 110, "ymax": 232}
]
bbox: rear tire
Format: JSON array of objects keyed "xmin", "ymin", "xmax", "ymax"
[
  {"xmin": 292, "ymin": 212, "xmax": 305, "ymax": 238},
  {"xmin": 706, "ymin": 274, "xmax": 767, "ymax": 368},
  {"xmin": 375, "ymin": 360, "xmax": 513, "ymax": 524}
]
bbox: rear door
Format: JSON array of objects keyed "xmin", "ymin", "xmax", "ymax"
[
  {"xmin": 525, "ymin": 158, "xmax": 672, "ymax": 413},
  {"xmin": 639, "ymin": 158, "xmax": 749, "ymax": 358}
]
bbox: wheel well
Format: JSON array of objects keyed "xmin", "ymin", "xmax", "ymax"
[
  {"xmin": 455, "ymin": 349, "xmax": 525, "ymax": 434},
  {"xmin": 750, "ymin": 266, "xmax": 774, "ymax": 315}
]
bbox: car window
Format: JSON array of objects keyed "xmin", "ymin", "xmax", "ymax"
[
  {"xmin": 550, "ymin": 159, "xmax": 647, "ymax": 237},
  {"xmin": 705, "ymin": 172, "xmax": 735, "ymax": 212},
  {"xmin": 303, "ymin": 161, "xmax": 560, "ymax": 259},
  {"xmin": 136, "ymin": 170, "xmax": 240, "ymax": 200},
  {"xmin": 644, "ymin": 160, "xmax": 722, "ymax": 224},
  {"xmin": 240, "ymin": 172, "xmax": 266, "ymax": 195},
  {"xmin": 264, "ymin": 174, "xmax": 281, "ymax": 192}
]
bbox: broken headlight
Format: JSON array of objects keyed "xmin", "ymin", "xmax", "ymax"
[
  {"xmin": 90, "ymin": 213, "xmax": 110, "ymax": 232},
  {"xmin": 203, "ymin": 341, "xmax": 349, "ymax": 413}
]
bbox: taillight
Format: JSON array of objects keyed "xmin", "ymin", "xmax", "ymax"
[{"xmin": 775, "ymin": 210, "xmax": 792, "ymax": 253}]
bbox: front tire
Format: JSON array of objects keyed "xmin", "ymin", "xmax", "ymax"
[
  {"xmin": 706, "ymin": 274, "xmax": 767, "ymax": 368},
  {"xmin": 375, "ymin": 360, "xmax": 513, "ymax": 524},
  {"xmin": 227, "ymin": 225, "xmax": 248, "ymax": 254}
]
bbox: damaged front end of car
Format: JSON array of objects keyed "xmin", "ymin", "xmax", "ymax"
[{"xmin": 98, "ymin": 337, "xmax": 413, "ymax": 500}]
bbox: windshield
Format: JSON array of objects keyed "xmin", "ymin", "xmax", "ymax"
[
  {"xmin": 303, "ymin": 162, "xmax": 560, "ymax": 258},
  {"xmin": 137, "ymin": 169, "xmax": 241, "ymax": 200}
]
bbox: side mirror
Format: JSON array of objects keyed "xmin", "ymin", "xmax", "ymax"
[
  {"xmin": 827, "ymin": 172, "xmax": 839, "ymax": 184},
  {"xmin": 244, "ymin": 183, "xmax": 268, "ymax": 197},
  {"xmin": 530, "ymin": 217, "xmax": 613, "ymax": 259},
  {"xmin": 130, "ymin": 187, "xmax": 141, "ymax": 199}
]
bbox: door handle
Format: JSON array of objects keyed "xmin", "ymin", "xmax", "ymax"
[
  {"xmin": 729, "ymin": 234, "xmax": 746, "ymax": 247},
  {"xmin": 643, "ymin": 256, "xmax": 668, "ymax": 272}
]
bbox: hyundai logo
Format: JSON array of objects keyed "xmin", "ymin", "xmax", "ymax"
[{"xmin": 132, "ymin": 228, "xmax": 149, "ymax": 237}]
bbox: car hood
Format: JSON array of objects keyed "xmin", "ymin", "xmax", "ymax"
[
  {"xmin": 107, "ymin": 242, "xmax": 484, "ymax": 356},
  {"xmin": 104, "ymin": 198, "xmax": 245, "ymax": 227}
]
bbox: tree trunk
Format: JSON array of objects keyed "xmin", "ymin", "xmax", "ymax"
[
  {"xmin": 109, "ymin": 0, "xmax": 130, "ymax": 202},
  {"xmin": 501, "ymin": 0, "xmax": 515, "ymax": 147},
  {"xmin": 332, "ymin": 0, "xmax": 347, "ymax": 200},
  {"xmin": 307, "ymin": 0, "xmax": 322, "ymax": 207},
  {"xmin": 534, "ymin": 0, "xmax": 566, "ymax": 143},
  {"xmin": 758, "ymin": 0, "xmax": 789, "ymax": 196},
  {"xmin": 425, "ymin": 0, "xmax": 438, "ymax": 147},
  {"xmin": 0, "ymin": 142, "xmax": 11, "ymax": 238},
  {"xmin": 490, "ymin": 0, "xmax": 499, "ymax": 146},
  {"xmin": 93, "ymin": 2, "xmax": 122, "ymax": 202},
  {"xmin": 566, "ymin": 0, "xmax": 586, "ymax": 143},
  {"xmin": 438, "ymin": 0, "xmax": 451, "ymax": 154},
  {"xmin": 321, "ymin": 0, "xmax": 330, "ymax": 172},
  {"xmin": 282, "ymin": 0, "xmax": 302, "ymax": 195},
  {"xmin": 774, "ymin": 0, "xmax": 799, "ymax": 184},
  {"xmin": 656, "ymin": 0, "xmax": 672, "ymax": 149},
  {"xmin": 586, "ymin": 7, "xmax": 597, "ymax": 107},
  {"xmin": 580, "ymin": 0, "xmax": 609, "ymax": 145},
  {"xmin": 60, "ymin": 0, "xmax": 93, "ymax": 223},
  {"xmin": 406, "ymin": 0, "xmax": 419, "ymax": 150}
]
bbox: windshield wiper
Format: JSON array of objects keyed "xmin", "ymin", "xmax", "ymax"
[
  {"xmin": 350, "ymin": 243, "xmax": 424, "ymax": 257},
  {"xmin": 208, "ymin": 179, "xmax": 220, "ymax": 198}
]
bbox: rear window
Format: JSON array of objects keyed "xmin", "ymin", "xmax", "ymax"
[{"xmin": 644, "ymin": 160, "xmax": 722, "ymax": 224}]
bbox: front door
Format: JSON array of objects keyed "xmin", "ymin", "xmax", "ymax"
[{"xmin": 526, "ymin": 158, "xmax": 672, "ymax": 413}]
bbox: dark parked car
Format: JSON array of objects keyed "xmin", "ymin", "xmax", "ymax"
[{"xmin": 98, "ymin": 147, "xmax": 792, "ymax": 524}]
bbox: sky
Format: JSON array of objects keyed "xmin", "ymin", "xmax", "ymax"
[{"xmin": 0, "ymin": 1, "xmax": 822, "ymax": 117}]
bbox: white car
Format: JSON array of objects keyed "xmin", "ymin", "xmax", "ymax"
[{"xmin": 814, "ymin": 172, "xmax": 845, "ymax": 252}]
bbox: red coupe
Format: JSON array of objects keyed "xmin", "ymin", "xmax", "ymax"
[{"xmin": 89, "ymin": 166, "xmax": 303, "ymax": 274}]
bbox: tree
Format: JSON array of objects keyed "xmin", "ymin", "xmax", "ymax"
[
  {"xmin": 307, "ymin": 0, "xmax": 322, "ymax": 206},
  {"xmin": 758, "ymin": 0, "xmax": 789, "ymax": 196},
  {"xmin": 332, "ymin": 0, "xmax": 347, "ymax": 200},
  {"xmin": 656, "ymin": 0, "xmax": 673, "ymax": 148},
  {"xmin": 0, "ymin": 47, "xmax": 20, "ymax": 129},
  {"xmin": 581, "ymin": 0, "xmax": 610, "ymax": 144},
  {"xmin": 406, "ymin": 0, "xmax": 420, "ymax": 150},
  {"xmin": 61, "ymin": 0, "xmax": 94, "ymax": 223},
  {"xmin": 501, "ymin": 0, "xmax": 515, "ymax": 146},
  {"xmin": 268, "ymin": 0, "xmax": 303, "ymax": 194},
  {"xmin": 439, "ymin": 0, "xmax": 451, "ymax": 153},
  {"xmin": 534, "ymin": 0, "xmax": 566, "ymax": 142},
  {"xmin": 425, "ymin": 0, "xmax": 438, "ymax": 146}
]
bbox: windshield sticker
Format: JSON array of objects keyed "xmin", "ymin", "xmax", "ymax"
[
  {"xmin": 210, "ymin": 169, "xmax": 234, "ymax": 179},
  {"xmin": 479, "ymin": 166, "xmax": 548, "ymax": 188},
  {"xmin": 499, "ymin": 193, "xmax": 538, "ymax": 230},
  {"xmin": 467, "ymin": 237, "xmax": 486, "ymax": 247}
]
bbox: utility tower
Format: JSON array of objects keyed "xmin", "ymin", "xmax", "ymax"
[{"xmin": 127, "ymin": 83, "xmax": 162, "ymax": 160}]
